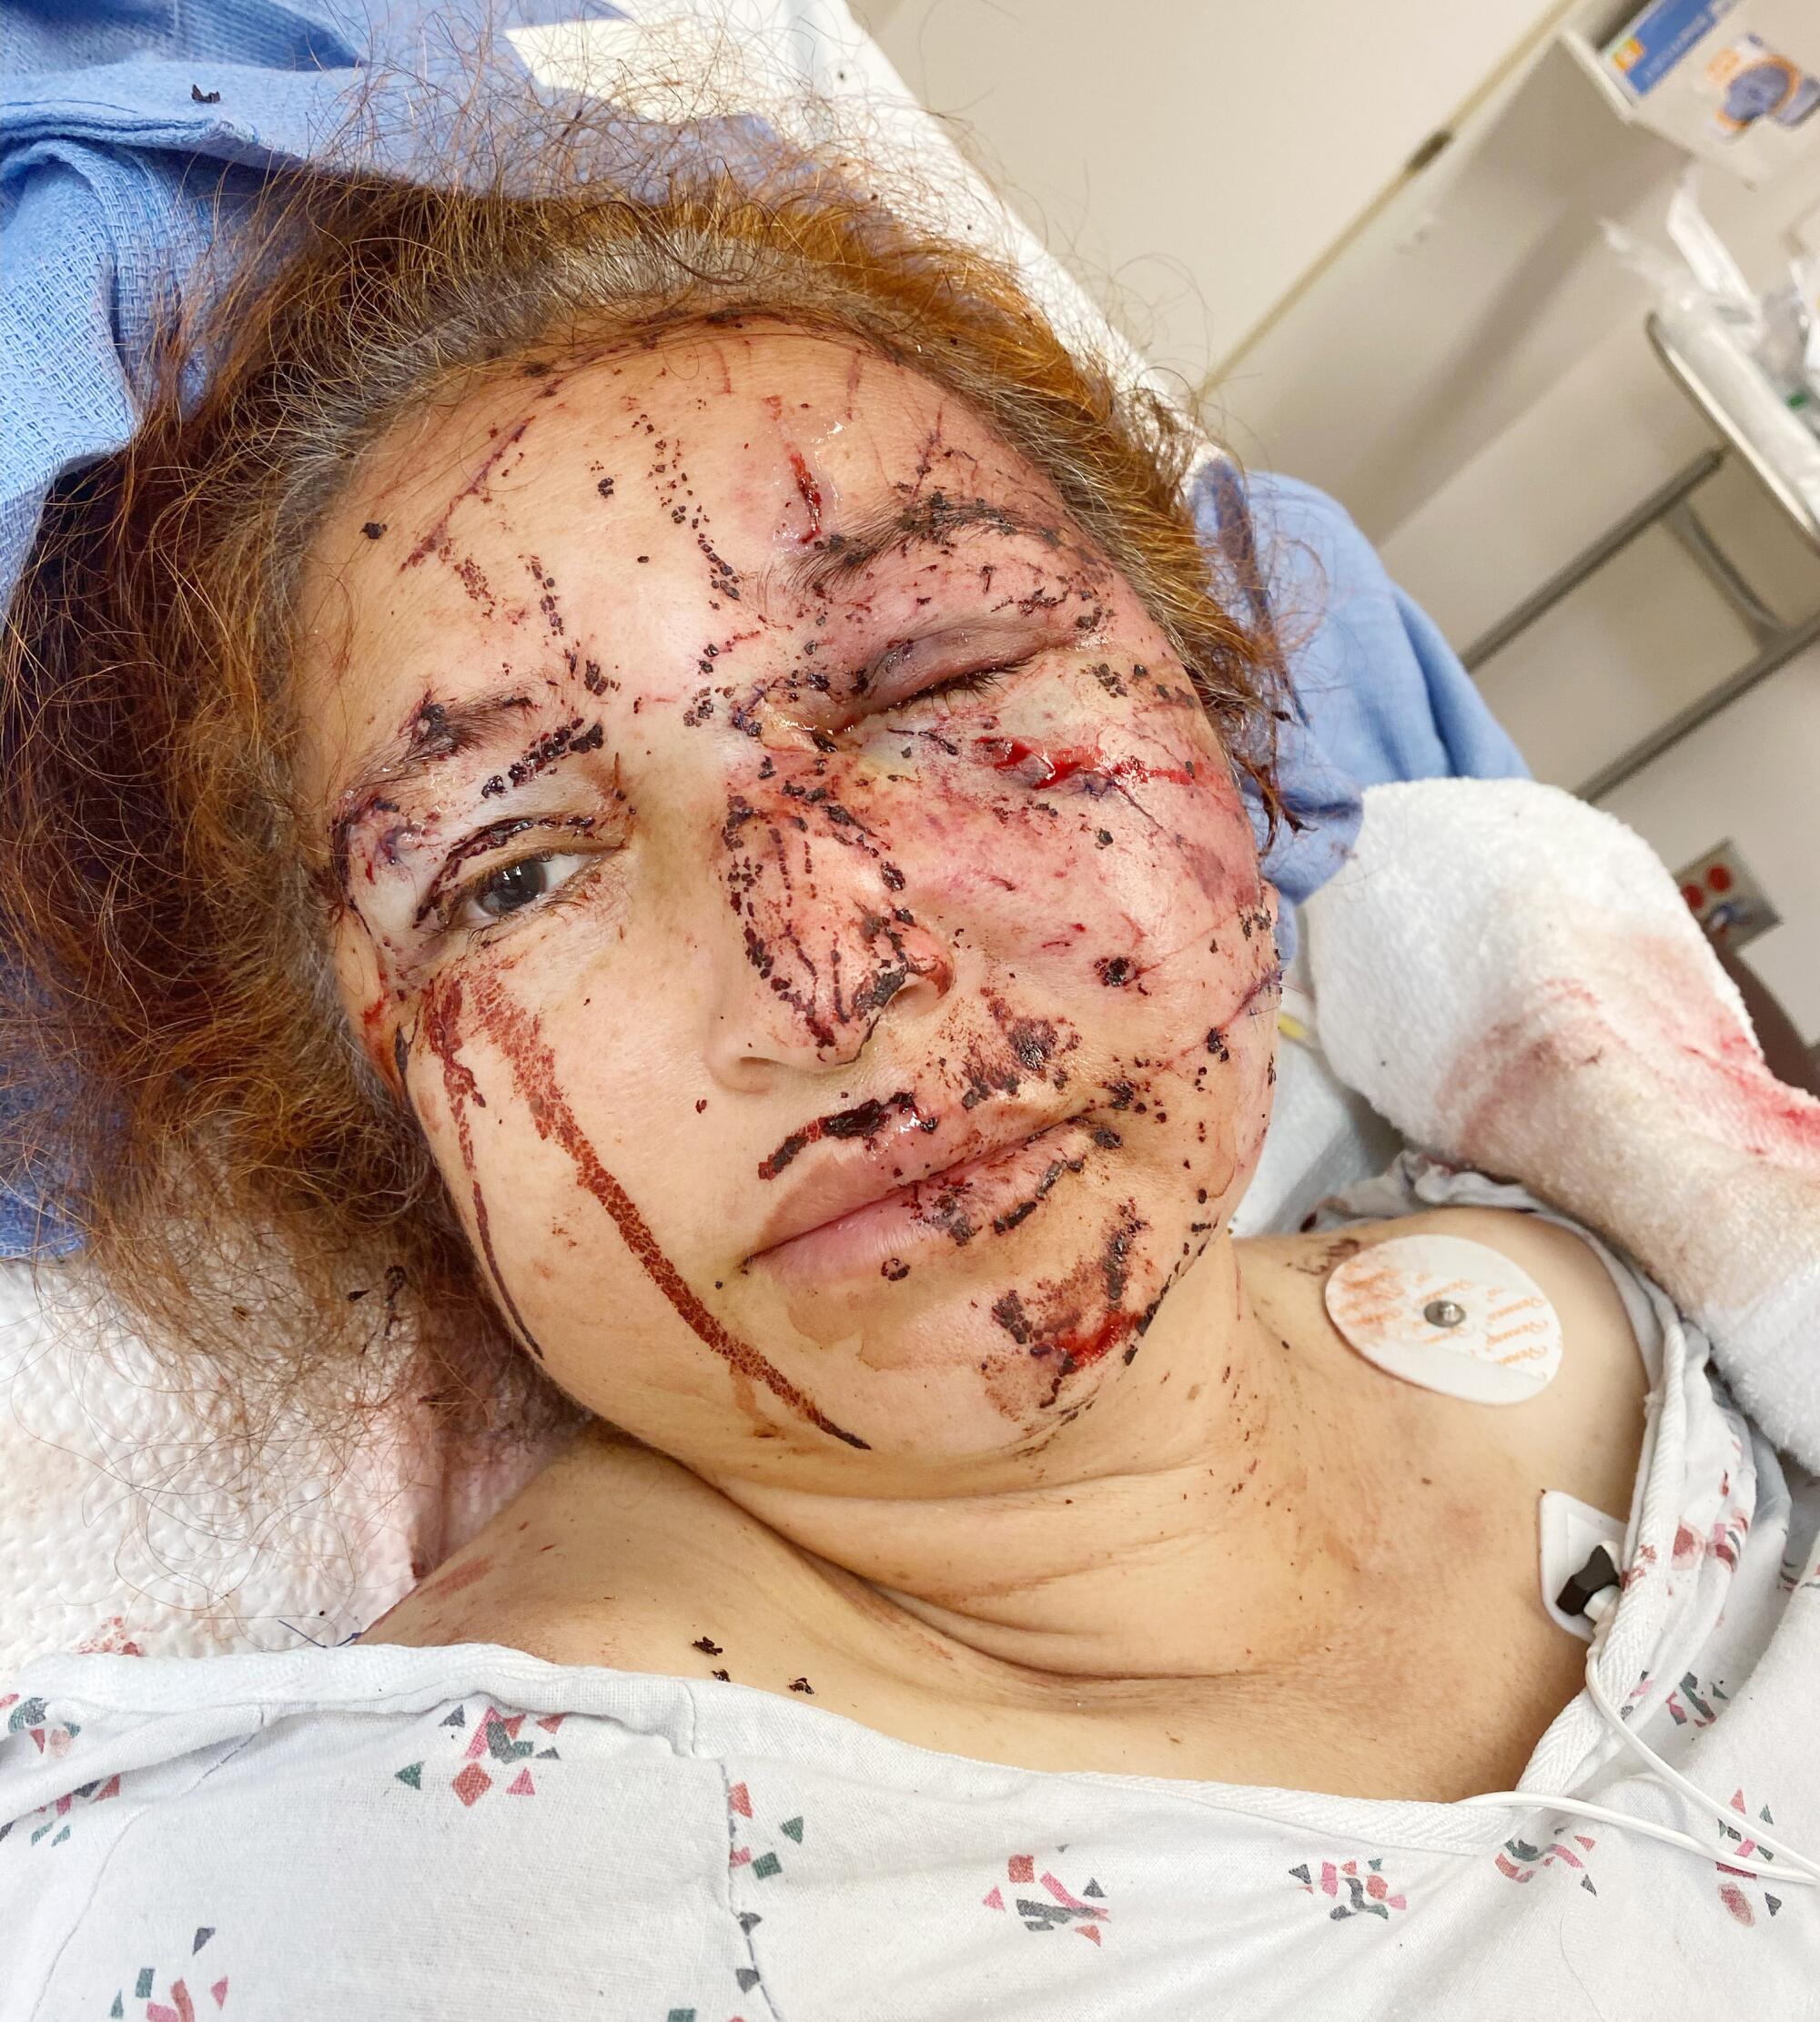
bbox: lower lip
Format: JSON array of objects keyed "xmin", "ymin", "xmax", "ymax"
[{"xmin": 753, "ymin": 1121, "xmax": 1099, "ymax": 1286}]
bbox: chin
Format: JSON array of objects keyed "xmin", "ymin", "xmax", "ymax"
[{"xmin": 752, "ymin": 1168, "xmax": 1218, "ymax": 1459}]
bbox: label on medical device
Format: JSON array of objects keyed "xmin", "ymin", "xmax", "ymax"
[{"xmin": 1323, "ymin": 1233, "xmax": 1562, "ymax": 1404}]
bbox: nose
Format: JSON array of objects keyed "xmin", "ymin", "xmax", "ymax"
[{"xmin": 705, "ymin": 793, "xmax": 957, "ymax": 1088}]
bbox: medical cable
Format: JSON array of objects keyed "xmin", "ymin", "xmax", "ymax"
[{"xmin": 1456, "ymin": 1614, "xmax": 1820, "ymax": 1890}]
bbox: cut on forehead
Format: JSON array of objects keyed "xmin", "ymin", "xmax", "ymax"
[
  {"xmin": 312, "ymin": 318, "xmax": 1041, "ymax": 555},
  {"xmin": 295, "ymin": 315, "xmax": 1084, "ymax": 821},
  {"xmin": 770, "ymin": 490, "xmax": 1070, "ymax": 604},
  {"xmin": 294, "ymin": 319, "xmax": 1079, "ymax": 737}
]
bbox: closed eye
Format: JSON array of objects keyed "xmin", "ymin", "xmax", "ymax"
[
  {"xmin": 851, "ymin": 622, "xmax": 1041, "ymax": 717},
  {"xmin": 895, "ymin": 665, "xmax": 1012, "ymax": 716}
]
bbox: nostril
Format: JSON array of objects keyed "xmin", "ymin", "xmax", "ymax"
[
  {"xmin": 917, "ymin": 942, "xmax": 957, "ymax": 1004},
  {"xmin": 884, "ymin": 946, "xmax": 956, "ymax": 1020}
]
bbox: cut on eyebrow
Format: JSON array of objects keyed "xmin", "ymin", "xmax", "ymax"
[
  {"xmin": 328, "ymin": 683, "xmax": 598, "ymax": 894},
  {"xmin": 770, "ymin": 490, "xmax": 1066, "ymax": 604},
  {"xmin": 335, "ymin": 686, "xmax": 539, "ymax": 824}
]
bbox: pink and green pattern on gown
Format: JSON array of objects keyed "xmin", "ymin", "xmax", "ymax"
[
  {"xmin": 981, "ymin": 1848, "xmax": 1111, "ymax": 1943},
  {"xmin": 1289, "ymin": 1854, "xmax": 1411, "ymax": 1920},
  {"xmin": 0, "ymin": 1690, "xmax": 117, "ymax": 1851},
  {"xmin": 109, "ymin": 1926, "xmax": 229, "ymax": 2018},
  {"xmin": 1716, "ymin": 1789, "xmax": 1790, "ymax": 1926},
  {"xmin": 390, "ymin": 1699, "xmax": 565, "ymax": 1805},
  {"xmin": 1493, "ymin": 1824, "xmax": 1598, "ymax": 1893}
]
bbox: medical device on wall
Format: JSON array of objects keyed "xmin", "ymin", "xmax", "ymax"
[{"xmin": 1565, "ymin": 0, "xmax": 1820, "ymax": 184}]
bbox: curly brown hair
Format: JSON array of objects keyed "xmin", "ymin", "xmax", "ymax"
[{"xmin": 0, "ymin": 102, "xmax": 1285, "ymax": 1471}]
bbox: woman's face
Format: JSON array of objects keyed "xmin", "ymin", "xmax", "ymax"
[{"xmin": 297, "ymin": 324, "xmax": 1280, "ymax": 1480}]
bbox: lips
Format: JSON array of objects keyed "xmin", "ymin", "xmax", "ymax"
[{"xmin": 747, "ymin": 1110, "xmax": 1107, "ymax": 1284}]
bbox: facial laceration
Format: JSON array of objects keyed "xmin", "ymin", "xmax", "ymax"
[{"xmin": 303, "ymin": 325, "xmax": 1281, "ymax": 1467}]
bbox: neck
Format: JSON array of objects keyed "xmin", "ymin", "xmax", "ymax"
[{"xmin": 704, "ymin": 1236, "xmax": 1389, "ymax": 1684}]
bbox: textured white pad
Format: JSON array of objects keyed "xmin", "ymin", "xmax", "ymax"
[{"xmin": 1325, "ymin": 1232, "xmax": 1562, "ymax": 1404}]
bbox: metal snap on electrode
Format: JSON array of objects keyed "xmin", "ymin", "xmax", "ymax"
[{"xmin": 1324, "ymin": 1233, "xmax": 1563, "ymax": 1404}]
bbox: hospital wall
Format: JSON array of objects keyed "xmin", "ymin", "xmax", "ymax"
[
  {"xmin": 1208, "ymin": 35, "xmax": 1820, "ymax": 1046},
  {"xmin": 861, "ymin": 0, "xmax": 1570, "ymax": 382}
]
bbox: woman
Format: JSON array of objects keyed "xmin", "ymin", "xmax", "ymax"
[{"xmin": 1, "ymin": 147, "xmax": 1813, "ymax": 2018}]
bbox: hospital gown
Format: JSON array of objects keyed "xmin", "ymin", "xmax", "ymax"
[{"xmin": 4, "ymin": 1162, "xmax": 1815, "ymax": 2020}]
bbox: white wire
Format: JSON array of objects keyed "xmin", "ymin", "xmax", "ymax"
[
  {"xmin": 1457, "ymin": 1792, "xmax": 1816, "ymax": 1887},
  {"xmin": 1580, "ymin": 1643, "xmax": 1820, "ymax": 1880},
  {"xmin": 1459, "ymin": 1621, "xmax": 1820, "ymax": 1891}
]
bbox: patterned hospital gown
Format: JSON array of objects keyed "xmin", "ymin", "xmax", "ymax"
[{"xmin": 3, "ymin": 1168, "xmax": 1817, "ymax": 2019}]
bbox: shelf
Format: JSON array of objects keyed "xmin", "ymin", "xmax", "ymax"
[{"xmin": 1560, "ymin": 2, "xmax": 1820, "ymax": 184}]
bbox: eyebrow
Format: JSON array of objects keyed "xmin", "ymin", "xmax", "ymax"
[
  {"xmin": 338, "ymin": 687, "xmax": 538, "ymax": 814},
  {"xmin": 771, "ymin": 491, "xmax": 1065, "ymax": 603},
  {"xmin": 329, "ymin": 685, "xmax": 541, "ymax": 885}
]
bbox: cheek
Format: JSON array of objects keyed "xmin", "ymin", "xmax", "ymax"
[
  {"xmin": 875, "ymin": 716, "xmax": 1265, "ymax": 986},
  {"xmin": 723, "ymin": 725, "xmax": 1277, "ymax": 1441},
  {"xmin": 412, "ymin": 962, "xmax": 875, "ymax": 1448}
]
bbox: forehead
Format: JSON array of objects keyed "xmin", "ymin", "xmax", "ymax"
[{"xmin": 295, "ymin": 325, "xmax": 1066, "ymax": 798}]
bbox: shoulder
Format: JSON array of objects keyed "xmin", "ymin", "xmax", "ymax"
[
  {"xmin": 362, "ymin": 1427, "xmax": 798, "ymax": 1678},
  {"xmin": 1244, "ymin": 1200, "xmax": 1630, "ymax": 1322},
  {"xmin": 1245, "ymin": 1203, "xmax": 1648, "ymax": 1518}
]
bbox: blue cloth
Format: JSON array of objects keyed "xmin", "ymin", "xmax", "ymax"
[
  {"xmin": 0, "ymin": 0, "xmax": 1526, "ymax": 1254},
  {"xmin": 1196, "ymin": 466, "xmax": 1528, "ymax": 923}
]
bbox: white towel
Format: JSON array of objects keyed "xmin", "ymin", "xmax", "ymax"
[
  {"xmin": 0, "ymin": 1266, "xmax": 429, "ymax": 1659},
  {"xmin": 1304, "ymin": 778, "xmax": 1820, "ymax": 1471}
]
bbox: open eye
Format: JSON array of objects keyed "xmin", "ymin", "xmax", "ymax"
[{"xmin": 444, "ymin": 850, "xmax": 594, "ymax": 932}]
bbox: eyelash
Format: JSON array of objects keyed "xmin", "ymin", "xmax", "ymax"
[
  {"xmin": 890, "ymin": 662, "xmax": 1016, "ymax": 717},
  {"xmin": 436, "ymin": 848, "xmax": 601, "ymax": 938}
]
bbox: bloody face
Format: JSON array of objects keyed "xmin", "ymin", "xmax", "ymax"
[{"xmin": 296, "ymin": 324, "xmax": 1280, "ymax": 1478}]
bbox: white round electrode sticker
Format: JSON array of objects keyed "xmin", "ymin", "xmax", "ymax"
[{"xmin": 1322, "ymin": 1232, "xmax": 1562, "ymax": 1405}]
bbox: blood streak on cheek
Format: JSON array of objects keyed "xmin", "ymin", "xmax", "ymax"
[
  {"xmin": 974, "ymin": 736, "xmax": 1196, "ymax": 794},
  {"xmin": 422, "ymin": 967, "xmax": 870, "ymax": 1450},
  {"xmin": 418, "ymin": 978, "xmax": 548, "ymax": 1362},
  {"xmin": 359, "ymin": 996, "xmax": 394, "ymax": 1082}
]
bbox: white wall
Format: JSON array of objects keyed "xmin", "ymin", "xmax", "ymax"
[
  {"xmin": 856, "ymin": 0, "xmax": 1568, "ymax": 385},
  {"xmin": 1224, "ymin": 43, "xmax": 1687, "ymax": 533},
  {"xmin": 1597, "ymin": 648, "xmax": 1820, "ymax": 1033}
]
